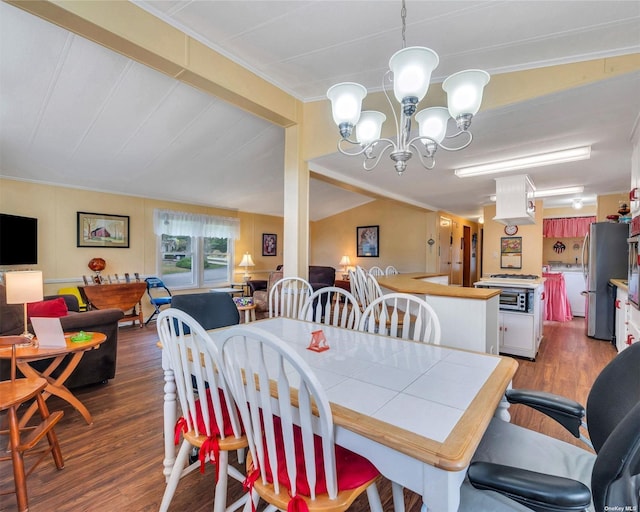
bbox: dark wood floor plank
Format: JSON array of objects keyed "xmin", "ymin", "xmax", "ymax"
[{"xmin": 0, "ymin": 317, "xmax": 617, "ymax": 511}]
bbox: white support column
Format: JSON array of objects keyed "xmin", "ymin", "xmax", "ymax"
[{"xmin": 283, "ymin": 124, "xmax": 309, "ymax": 280}]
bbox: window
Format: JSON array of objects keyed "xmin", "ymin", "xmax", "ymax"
[{"xmin": 154, "ymin": 209, "xmax": 240, "ymax": 289}]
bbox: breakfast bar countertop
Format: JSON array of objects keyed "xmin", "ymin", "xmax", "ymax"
[
  {"xmin": 610, "ymin": 278, "xmax": 628, "ymax": 292},
  {"xmin": 377, "ymin": 273, "xmax": 501, "ymax": 300}
]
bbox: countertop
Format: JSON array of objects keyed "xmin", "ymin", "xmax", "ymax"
[
  {"xmin": 376, "ymin": 273, "xmax": 501, "ymax": 300},
  {"xmin": 610, "ymin": 278, "xmax": 628, "ymax": 292},
  {"xmin": 547, "ymin": 265, "xmax": 583, "ymax": 272}
]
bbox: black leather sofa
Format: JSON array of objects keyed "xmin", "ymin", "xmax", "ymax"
[{"xmin": 0, "ymin": 284, "xmax": 124, "ymax": 388}]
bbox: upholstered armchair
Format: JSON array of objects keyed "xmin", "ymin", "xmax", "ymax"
[
  {"xmin": 252, "ymin": 270, "xmax": 283, "ymax": 320},
  {"xmin": 251, "ymin": 266, "xmax": 336, "ymax": 320}
]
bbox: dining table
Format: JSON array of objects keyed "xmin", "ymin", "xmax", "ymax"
[
  {"xmin": 0, "ymin": 331, "xmax": 107, "ymax": 426},
  {"xmin": 160, "ymin": 317, "xmax": 518, "ymax": 512}
]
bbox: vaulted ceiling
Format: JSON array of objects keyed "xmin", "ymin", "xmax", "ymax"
[{"xmin": 1, "ymin": 1, "xmax": 639, "ymax": 221}]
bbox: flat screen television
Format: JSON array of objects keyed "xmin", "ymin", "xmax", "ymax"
[{"xmin": 0, "ymin": 213, "xmax": 38, "ymax": 265}]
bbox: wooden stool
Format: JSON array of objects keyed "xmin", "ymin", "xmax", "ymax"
[
  {"xmin": 0, "ymin": 336, "xmax": 64, "ymax": 511},
  {"xmin": 237, "ymin": 304, "xmax": 257, "ymax": 323}
]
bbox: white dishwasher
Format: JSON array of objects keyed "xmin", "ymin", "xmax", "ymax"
[{"xmin": 562, "ymin": 271, "xmax": 586, "ymax": 317}]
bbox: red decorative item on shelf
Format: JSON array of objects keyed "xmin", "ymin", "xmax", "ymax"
[
  {"xmin": 88, "ymin": 258, "xmax": 106, "ymax": 272},
  {"xmin": 88, "ymin": 258, "xmax": 106, "ymax": 284}
]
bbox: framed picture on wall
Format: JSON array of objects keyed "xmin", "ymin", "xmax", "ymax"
[
  {"xmin": 500, "ymin": 236, "xmax": 522, "ymax": 269},
  {"xmin": 262, "ymin": 233, "xmax": 277, "ymax": 256},
  {"xmin": 357, "ymin": 225, "xmax": 379, "ymax": 257},
  {"xmin": 77, "ymin": 212, "xmax": 130, "ymax": 248}
]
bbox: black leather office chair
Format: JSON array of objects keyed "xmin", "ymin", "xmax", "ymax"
[
  {"xmin": 171, "ymin": 292, "xmax": 239, "ymax": 331},
  {"xmin": 461, "ymin": 342, "xmax": 640, "ymax": 511},
  {"xmin": 145, "ymin": 277, "xmax": 172, "ymax": 325}
]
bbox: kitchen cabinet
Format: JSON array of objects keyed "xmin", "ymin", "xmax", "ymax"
[
  {"xmin": 499, "ymin": 312, "xmax": 535, "ymax": 359},
  {"xmin": 615, "ymin": 286, "xmax": 630, "ymax": 353},
  {"xmin": 535, "ymin": 284, "xmax": 545, "ymax": 348},
  {"xmin": 498, "ymin": 283, "xmax": 544, "ymax": 360},
  {"xmin": 563, "ymin": 271, "xmax": 586, "ymax": 317}
]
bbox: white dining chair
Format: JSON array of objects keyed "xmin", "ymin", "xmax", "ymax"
[
  {"xmin": 358, "ymin": 292, "xmax": 441, "ymax": 344},
  {"xmin": 156, "ymin": 309, "xmax": 248, "ymax": 512},
  {"xmin": 268, "ymin": 277, "xmax": 313, "ymax": 319},
  {"xmin": 348, "ymin": 266, "xmax": 368, "ymax": 310},
  {"xmin": 300, "ymin": 286, "xmax": 361, "ymax": 329},
  {"xmin": 368, "ymin": 266, "xmax": 384, "ymax": 277},
  {"xmin": 219, "ymin": 325, "xmax": 384, "ymax": 512},
  {"xmin": 385, "ymin": 265, "xmax": 399, "ymax": 276},
  {"xmin": 364, "ymin": 273, "xmax": 383, "ymax": 306}
]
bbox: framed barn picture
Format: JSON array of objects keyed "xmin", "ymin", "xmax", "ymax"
[{"xmin": 77, "ymin": 212, "xmax": 130, "ymax": 248}]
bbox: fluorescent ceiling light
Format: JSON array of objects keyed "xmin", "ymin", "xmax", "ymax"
[
  {"xmin": 455, "ymin": 146, "xmax": 591, "ymax": 177},
  {"xmin": 536, "ymin": 186, "xmax": 584, "ymax": 198},
  {"xmin": 489, "ymin": 185, "xmax": 585, "ymax": 201}
]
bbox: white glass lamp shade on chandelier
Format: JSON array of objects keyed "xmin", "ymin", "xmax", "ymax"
[{"xmin": 326, "ymin": 2, "xmax": 490, "ymax": 175}]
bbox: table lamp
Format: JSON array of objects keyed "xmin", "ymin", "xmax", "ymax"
[
  {"xmin": 239, "ymin": 252, "xmax": 255, "ymax": 282},
  {"xmin": 5, "ymin": 270, "xmax": 44, "ymax": 338},
  {"xmin": 339, "ymin": 255, "xmax": 351, "ymax": 280}
]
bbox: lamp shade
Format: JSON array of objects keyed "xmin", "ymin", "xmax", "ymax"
[
  {"xmin": 339, "ymin": 255, "xmax": 351, "ymax": 267},
  {"xmin": 356, "ymin": 111, "xmax": 386, "ymax": 145},
  {"xmin": 388, "ymin": 46, "xmax": 439, "ymax": 103},
  {"xmin": 442, "ymin": 69, "xmax": 490, "ymax": 118},
  {"xmin": 5, "ymin": 270, "xmax": 43, "ymax": 304},
  {"xmin": 239, "ymin": 253, "xmax": 255, "ymax": 268},
  {"xmin": 326, "ymin": 82, "xmax": 367, "ymax": 127},
  {"xmin": 415, "ymin": 107, "xmax": 450, "ymax": 144}
]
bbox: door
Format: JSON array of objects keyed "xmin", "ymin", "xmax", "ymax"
[
  {"xmin": 450, "ymin": 220, "xmax": 463, "ymax": 285},
  {"xmin": 463, "ymin": 225, "xmax": 472, "ymax": 287},
  {"xmin": 438, "ymin": 216, "xmax": 452, "ymax": 278}
]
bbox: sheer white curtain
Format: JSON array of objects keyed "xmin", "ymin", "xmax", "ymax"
[{"xmin": 153, "ymin": 209, "xmax": 240, "ymax": 239}]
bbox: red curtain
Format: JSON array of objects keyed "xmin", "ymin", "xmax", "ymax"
[{"xmin": 543, "ymin": 216, "xmax": 596, "ymax": 238}]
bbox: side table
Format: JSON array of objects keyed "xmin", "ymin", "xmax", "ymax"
[
  {"xmin": 231, "ymin": 282, "xmax": 250, "ymax": 297},
  {"xmin": 79, "ymin": 283, "xmax": 146, "ymax": 328},
  {"xmin": 210, "ymin": 287, "xmax": 244, "ymax": 296},
  {"xmin": 335, "ymin": 279, "xmax": 351, "ymax": 292},
  {"xmin": 0, "ymin": 332, "xmax": 107, "ymax": 426},
  {"xmin": 237, "ymin": 304, "xmax": 257, "ymax": 323}
]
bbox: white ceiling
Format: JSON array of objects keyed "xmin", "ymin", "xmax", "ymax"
[{"xmin": 1, "ymin": 1, "xmax": 639, "ymax": 221}]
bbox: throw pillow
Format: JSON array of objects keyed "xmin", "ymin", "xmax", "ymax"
[{"xmin": 27, "ymin": 297, "xmax": 69, "ymax": 320}]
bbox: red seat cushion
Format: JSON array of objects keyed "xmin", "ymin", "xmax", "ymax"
[
  {"xmin": 27, "ymin": 297, "xmax": 68, "ymax": 320},
  {"xmin": 175, "ymin": 387, "xmax": 241, "ymax": 443},
  {"xmin": 261, "ymin": 416, "xmax": 379, "ymax": 497},
  {"xmin": 193, "ymin": 387, "xmax": 240, "ymax": 438}
]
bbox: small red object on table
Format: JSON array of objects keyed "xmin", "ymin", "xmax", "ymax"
[{"xmin": 307, "ymin": 329, "xmax": 329, "ymax": 352}]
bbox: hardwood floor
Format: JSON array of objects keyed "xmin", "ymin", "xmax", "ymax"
[{"xmin": 0, "ymin": 317, "xmax": 617, "ymax": 512}]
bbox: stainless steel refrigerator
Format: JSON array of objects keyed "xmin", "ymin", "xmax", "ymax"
[{"xmin": 583, "ymin": 222, "xmax": 629, "ymax": 339}]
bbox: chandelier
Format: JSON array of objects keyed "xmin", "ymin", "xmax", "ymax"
[{"xmin": 326, "ymin": 1, "xmax": 490, "ymax": 175}]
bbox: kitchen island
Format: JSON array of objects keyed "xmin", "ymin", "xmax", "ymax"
[{"xmin": 377, "ymin": 273, "xmax": 501, "ymax": 354}]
